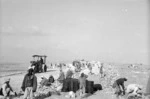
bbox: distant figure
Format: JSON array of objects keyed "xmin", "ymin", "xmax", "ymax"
[
  {"xmin": 57, "ymin": 69, "xmax": 65, "ymax": 83},
  {"xmin": 55, "ymin": 64, "xmax": 57, "ymax": 68},
  {"xmin": 21, "ymin": 67, "xmax": 37, "ymax": 99},
  {"xmin": 50, "ymin": 63, "xmax": 53, "ymax": 68},
  {"xmin": 66, "ymin": 68, "xmax": 74, "ymax": 79},
  {"xmin": 100, "ymin": 63, "xmax": 104, "ymax": 78},
  {"xmin": 59, "ymin": 63, "xmax": 63, "ymax": 71},
  {"xmin": 88, "ymin": 63, "xmax": 92, "ymax": 74},
  {"xmin": 78, "ymin": 73, "xmax": 87, "ymax": 97},
  {"xmin": 113, "ymin": 78, "xmax": 127, "ymax": 98},
  {"xmin": 40, "ymin": 58, "xmax": 44, "ymax": 64},
  {"xmin": 0, "ymin": 78, "xmax": 17, "ymax": 98}
]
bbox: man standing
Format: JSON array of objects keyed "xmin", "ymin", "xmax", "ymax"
[
  {"xmin": 78, "ymin": 73, "xmax": 87, "ymax": 97},
  {"xmin": 88, "ymin": 63, "xmax": 92, "ymax": 74},
  {"xmin": 40, "ymin": 58, "xmax": 44, "ymax": 64},
  {"xmin": 100, "ymin": 63, "xmax": 104, "ymax": 78},
  {"xmin": 21, "ymin": 67, "xmax": 37, "ymax": 99},
  {"xmin": 0, "ymin": 78, "xmax": 16, "ymax": 99}
]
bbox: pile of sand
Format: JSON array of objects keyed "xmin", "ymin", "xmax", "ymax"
[{"xmin": 101, "ymin": 64, "xmax": 120, "ymax": 89}]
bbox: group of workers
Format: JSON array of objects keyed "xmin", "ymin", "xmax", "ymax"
[
  {"xmin": 57, "ymin": 68, "xmax": 88, "ymax": 97},
  {"xmin": 0, "ymin": 64, "xmax": 150, "ymax": 99},
  {"xmin": 112, "ymin": 77, "xmax": 150, "ymax": 99},
  {"xmin": 0, "ymin": 67, "xmax": 37, "ymax": 99}
]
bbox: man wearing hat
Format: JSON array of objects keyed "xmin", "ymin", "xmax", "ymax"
[
  {"xmin": 0, "ymin": 78, "xmax": 16, "ymax": 98},
  {"xmin": 21, "ymin": 67, "xmax": 37, "ymax": 99}
]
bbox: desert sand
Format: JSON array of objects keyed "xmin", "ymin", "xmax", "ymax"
[{"xmin": 0, "ymin": 63, "xmax": 149, "ymax": 99}]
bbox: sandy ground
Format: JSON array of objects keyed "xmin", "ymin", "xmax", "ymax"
[
  {"xmin": 0, "ymin": 68, "xmax": 60, "ymax": 91},
  {"xmin": 0, "ymin": 64, "xmax": 149, "ymax": 99}
]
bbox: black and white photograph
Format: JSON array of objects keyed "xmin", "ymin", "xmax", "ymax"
[{"xmin": 0, "ymin": 0, "xmax": 149, "ymax": 99}]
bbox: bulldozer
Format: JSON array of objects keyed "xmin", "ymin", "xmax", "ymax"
[{"xmin": 30, "ymin": 55, "xmax": 47, "ymax": 73}]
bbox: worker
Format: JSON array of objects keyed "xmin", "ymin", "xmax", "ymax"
[
  {"xmin": 113, "ymin": 78, "xmax": 127, "ymax": 99},
  {"xmin": 40, "ymin": 58, "xmax": 44, "ymax": 64},
  {"xmin": 88, "ymin": 63, "xmax": 92, "ymax": 74},
  {"xmin": 78, "ymin": 73, "xmax": 87, "ymax": 97},
  {"xmin": 100, "ymin": 63, "xmax": 104, "ymax": 78},
  {"xmin": 0, "ymin": 78, "xmax": 17, "ymax": 99},
  {"xmin": 21, "ymin": 67, "xmax": 37, "ymax": 99}
]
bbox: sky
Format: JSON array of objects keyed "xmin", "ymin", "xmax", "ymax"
[{"xmin": 0, "ymin": 0, "xmax": 149, "ymax": 65}]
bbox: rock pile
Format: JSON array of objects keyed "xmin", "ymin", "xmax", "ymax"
[
  {"xmin": 34, "ymin": 62, "xmax": 120, "ymax": 99},
  {"xmin": 34, "ymin": 81, "xmax": 62, "ymax": 99},
  {"xmin": 100, "ymin": 64, "xmax": 120, "ymax": 89}
]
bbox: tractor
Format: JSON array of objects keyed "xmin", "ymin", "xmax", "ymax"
[{"xmin": 30, "ymin": 55, "xmax": 47, "ymax": 73}]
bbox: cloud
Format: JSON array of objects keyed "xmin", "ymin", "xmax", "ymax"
[{"xmin": 1, "ymin": 26, "xmax": 48, "ymax": 36}]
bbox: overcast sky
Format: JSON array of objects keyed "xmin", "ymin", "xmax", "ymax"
[{"xmin": 0, "ymin": 0, "xmax": 149, "ymax": 64}]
